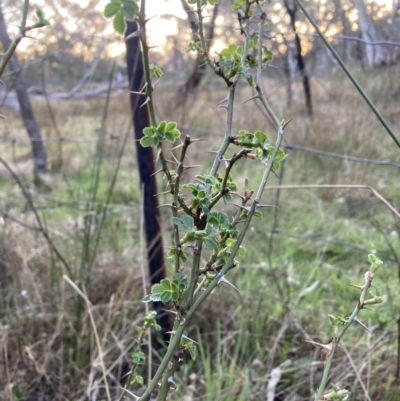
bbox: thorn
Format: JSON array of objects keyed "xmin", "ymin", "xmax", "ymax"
[
  {"xmin": 215, "ymin": 97, "xmax": 228, "ymax": 108},
  {"xmin": 169, "ymin": 152, "xmax": 180, "ymax": 165},
  {"xmin": 154, "ymin": 190, "xmax": 171, "ymax": 196},
  {"xmin": 227, "ymin": 202, "xmax": 274, "ymax": 211},
  {"xmin": 140, "ymin": 97, "xmax": 151, "ymax": 108},
  {"xmin": 230, "ymin": 192, "xmax": 246, "ymax": 201},
  {"xmin": 125, "ymin": 28, "xmax": 143, "ymax": 41},
  {"xmin": 163, "ymin": 309, "xmax": 178, "ymax": 315},
  {"xmin": 183, "ymin": 165, "xmax": 200, "ymax": 170},
  {"xmin": 150, "ymin": 168, "xmax": 164, "ymax": 177},
  {"xmin": 155, "ymin": 148, "xmax": 162, "ymax": 162},
  {"xmin": 303, "ymin": 338, "xmax": 333, "ymax": 359},
  {"xmin": 157, "ymin": 203, "xmax": 173, "ymax": 208},
  {"xmin": 348, "ymin": 284, "xmax": 364, "ymax": 290},
  {"xmin": 144, "ymin": 15, "xmax": 159, "ymax": 24},
  {"xmin": 127, "ymin": 90, "xmax": 146, "ymax": 96},
  {"xmin": 241, "ymin": 94, "xmax": 259, "ymax": 105},
  {"xmin": 256, "ymin": 203, "xmax": 277, "ymax": 208},
  {"xmin": 282, "ymin": 117, "xmax": 293, "ymax": 129},
  {"xmin": 181, "ymin": 334, "xmax": 198, "ymax": 344},
  {"xmin": 170, "ymin": 141, "xmax": 184, "ymax": 151},
  {"xmin": 228, "ymin": 202, "xmax": 252, "ymax": 212},
  {"xmin": 353, "ymin": 318, "xmax": 372, "ymax": 334},
  {"xmin": 217, "ymin": 275, "xmax": 240, "ymax": 293},
  {"xmin": 189, "ymin": 138, "xmax": 207, "ymax": 143},
  {"xmin": 167, "ymin": 376, "xmax": 177, "ymax": 389}
]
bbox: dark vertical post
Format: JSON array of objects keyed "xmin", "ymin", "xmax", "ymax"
[
  {"xmin": 284, "ymin": 0, "xmax": 313, "ymax": 117},
  {"xmin": 125, "ymin": 21, "xmax": 171, "ymax": 340}
]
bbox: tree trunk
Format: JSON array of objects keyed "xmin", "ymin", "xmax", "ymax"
[
  {"xmin": 284, "ymin": 0, "xmax": 313, "ymax": 117},
  {"xmin": 0, "ymin": 4, "xmax": 47, "ymax": 176},
  {"xmin": 354, "ymin": 0, "xmax": 386, "ymax": 68},
  {"xmin": 125, "ymin": 20, "xmax": 171, "ymax": 341}
]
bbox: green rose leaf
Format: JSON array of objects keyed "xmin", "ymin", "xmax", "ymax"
[
  {"xmin": 104, "ymin": 3, "xmax": 120, "ymax": 17},
  {"xmin": 113, "ymin": 12, "xmax": 126, "ymax": 34}
]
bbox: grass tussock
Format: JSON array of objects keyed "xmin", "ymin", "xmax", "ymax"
[{"xmin": 0, "ymin": 63, "xmax": 400, "ymax": 400}]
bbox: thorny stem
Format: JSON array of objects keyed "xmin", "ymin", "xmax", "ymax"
[
  {"xmin": 188, "ymin": 131, "xmax": 284, "ymax": 319},
  {"xmin": 207, "ymin": 2, "xmax": 251, "ymax": 193},
  {"xmin": 139, "ymin": 71, "xmax": 286, "ymax": 401},
  {"xmin": 256, "ymin": 1, "xmax": 265, "ymax": 84},
  {"xmin": 139, "ymin": 0, "xmax": 156, "ymax": 126},
  {"xmin": 207, "ymin": 83, "xmax": 236, "ymax": 193},
  {"xmin": 172, "ymin": 136, "xmax": 191, "ymax": 272},
  {"xmin": 138, "ymin": 3, "xmax": 286, "ymax": 400},
  {"xmin": 314, "ymin": 273, "xmax": 375, "ymax": 400},
  {"xmin": 184, "ymin": 239, "xmax": 203, "ymax": 308},
  {"xmin": 208, "ymin": 148, "xmax": 250, "ymax": 209},
  {"xmin": 158, "ymin": 357, "xmax": 179, "ymax": 401}
]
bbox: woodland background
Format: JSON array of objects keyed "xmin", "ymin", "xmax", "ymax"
[{"xmin": 0, "ymin": 0, "xmax": 400, "ymax": 400}]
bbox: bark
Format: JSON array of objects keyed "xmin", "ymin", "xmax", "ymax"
[
  {"xmin": 0, "ymin": 4, "xmax": 47, "ymax": 175},
  {"xmin": 125, "ymin": 20, "xmax": 171, "ymax": 340},
  {"xmin": 354, "ymin": 0, "xmax": 386, "ymax": 68},
  {"xmin": 284, "ymin": 0, "xmax": 313, "ymax": 117}
]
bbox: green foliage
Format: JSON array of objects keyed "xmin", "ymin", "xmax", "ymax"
[
  {"xmin": 140, "ymin": 121, "xmax": 181, "ymax": 147},
  {"xmin": 143, "ymin": 273, "xmax": 188, "ymax": 305},
  {"xmin": 150, "ymin": 64, "xmax": 163, "ymax": 78},
  {"xmin": 34, "ymin": 7, "xmax": 50, "ymax": 27},
  {"xmin": 186, "ymin": 41, "xmax": 201, "ymax": 52},
  {"xmin": 180, "ymin": 336, "xmax": 198, "ymax": 360},
  {"xmin": 104, "ymin": 0, "xmax": 139, "ymax": 34}
]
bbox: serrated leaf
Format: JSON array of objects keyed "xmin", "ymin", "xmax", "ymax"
[
  {"xmin": 255, "ymin": 131, "xmax": 267, "ymax": 145},
  {"xmin": 204, "ymin": 237, "xmax": 220, "ymax": 251},
  {"xmin": 161, "ymin": 292, "xmax": 173, "ymax": 304},
  {"xmin": 113, "ymin": 12, "xmax": 126, "ymax": 34},
  {"xmin": 104, "ymin": 3, "xmax": 120, "ymax": 17},
  {"xmin": 142, "ymin": 294, "xmax": 153, "ymax": 302},
  {"xmin": 164, "ymin": 131, "xmax": 177, "ymax": 143},
  {"xmin": 151, "ymin": 283, "xmax": 164, "ymax": 295},
  {"xmin": 143, "ymin": 127, "xmax": 156, "ymax": 136},
  {"xmin": 140, "ymin": 136, "xmax": 152, "ymax": 147},
  {"xmin": 157, "ymin": 120, "xmax": 167, "ymax": 132},
  {"xmin": 132, "ymin": 349, "xmax": 146, "ymax": 364},
  {"xmin": 35, "ymin": 7, "xmax": 45, "ymax": 20},
  {"xmin": 273, "ymin": 161, "xmax": 280, "ymax": 170},
  {"xmin": 151, "ymin": 136, "xmax": 161, "ymax": 147},
  {"xmin": 253, "ymin": 210, "xmax": 263, "ymax": 218},
  {"xmin": 150, "ymin": 64, "xmax": 163, "ymax": 78},
  {"xmin": 172, "ymin": 215, "xmax": 195, "ymax": 232},
  {"xmin": 121, "ymin": 1, "xmax": 138, "ymax": 20},
  {"xmin": 165, "ymin": 121, "xmax": 177, "ymax": 131}
]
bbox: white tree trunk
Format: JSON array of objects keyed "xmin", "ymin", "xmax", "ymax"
[{"xmin": 354, "ymin": 0, "xmax": 387, "ymax": 67}]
